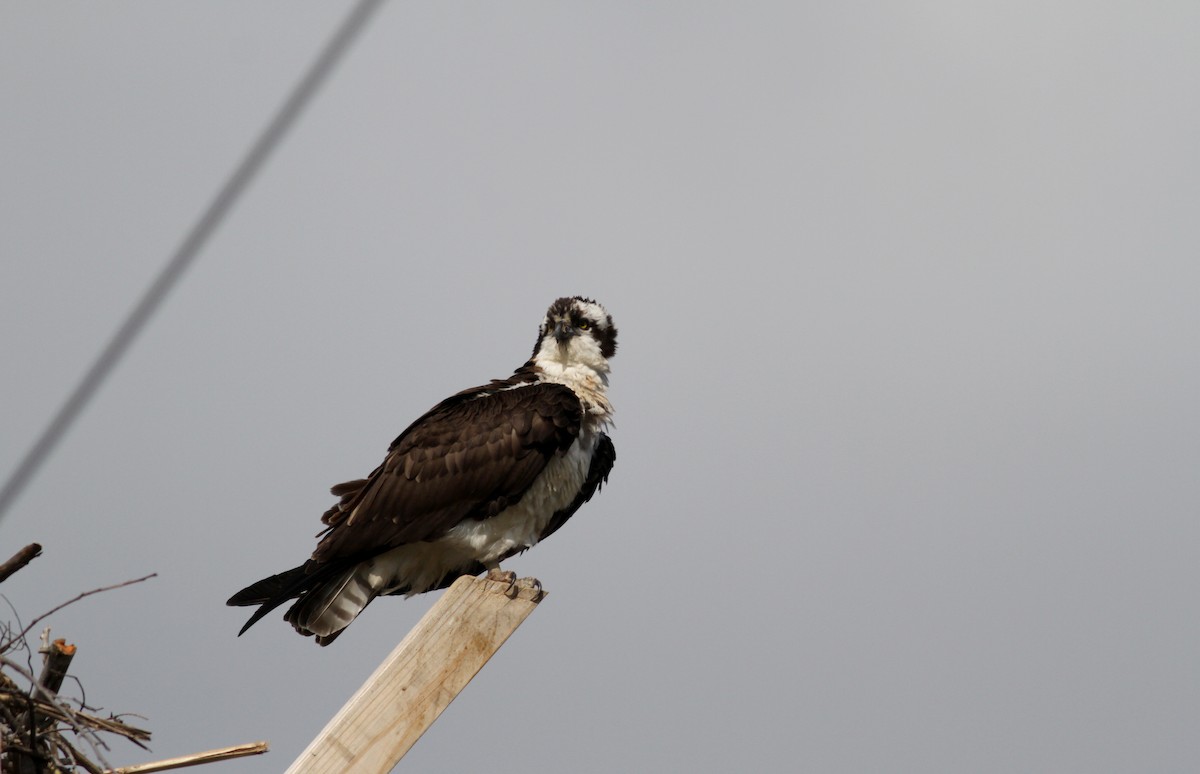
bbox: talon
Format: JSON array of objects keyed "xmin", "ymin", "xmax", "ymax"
[
  {"xmin": 485, "ymin": 568, "xmax": 517, "ymax": 594},
  {"xmin": 507, "ymin": 576, "xmax": 543, "ymax": 602},
  {"xmin": 521, "ymin": 576, "xmax": 545, "ymax": 602}
]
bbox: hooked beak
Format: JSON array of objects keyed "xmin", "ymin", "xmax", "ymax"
[{"xmin": 552, "ymin": 320, "xmax": 573, "ymax": 344}]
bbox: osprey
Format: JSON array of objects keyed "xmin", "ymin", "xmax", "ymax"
[{"xmin": 228, "ymin": 296, "xmax": 616, "ymax": 645}]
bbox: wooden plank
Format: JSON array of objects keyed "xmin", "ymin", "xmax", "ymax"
[{"xmin": 285, "ymin": 575, "xmax": 545, "ymax": 774}]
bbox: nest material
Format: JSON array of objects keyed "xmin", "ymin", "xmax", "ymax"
[{"xmin": 0, "ymin": 544, "xmax": 151, "ymax": 773}]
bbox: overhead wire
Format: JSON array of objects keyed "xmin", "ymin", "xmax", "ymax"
[{"xmin": 0, "ymin": 0, "xmax": 387, "ymax": 525}]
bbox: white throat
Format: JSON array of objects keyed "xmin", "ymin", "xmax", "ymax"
[{"xmin": 533, "ymin": 340, "xmax": 613, "ymax": 425}]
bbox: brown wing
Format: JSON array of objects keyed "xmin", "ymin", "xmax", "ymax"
[{"xmin": 310, "ymin": 381, "xmax": 581, "ymax": 564}]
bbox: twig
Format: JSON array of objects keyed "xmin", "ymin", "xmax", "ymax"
[
  {"xmin": 103, "ymin": 741, "xmax": 269, "ymax": 773},
  {"xmin": 0, "ymin": 595, "xmax": 27, "ymax": 656},
  {"xmin": 1, "ymin": 572, "xmax": 159, "ymax": 773},
  {"xmin": 0, "ymin": 693, "xmax": 149, "ymax": 744},
  {"xmin": 0, "ymin": 544, "xmax": 41, "ymax": 585},
  {"xmin": 0, "ymin": 695, "xmax": 150, "ymax": 746},
  {"xmin": 59, "ymin": 734, "xmax": 106, "ymax": 774},
  {"xmin": 2, "ymin": 573, "xmax": 156, "ymax": 652},
  {"xmin": 0, "ymin": 655, "xmax": 121, "ymax": 769}
]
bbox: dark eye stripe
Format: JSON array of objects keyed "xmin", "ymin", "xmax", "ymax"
[{"xmin": 534, "ymin": 298, "xmax": 616, "ymax": 359}]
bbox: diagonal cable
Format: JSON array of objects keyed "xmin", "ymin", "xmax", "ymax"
[{"xmin": 0, "ymin": 0, "xmax": 386, "ymax": 524}]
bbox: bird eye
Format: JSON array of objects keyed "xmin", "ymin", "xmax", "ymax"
[{"xmin": 578, "ymin": 321, "xmax": 590, "ymax": 330}]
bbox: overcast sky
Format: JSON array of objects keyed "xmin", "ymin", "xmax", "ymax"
[{"xmin": 2, "ymin": 2, "xmax": 1198, "ymax": 772}]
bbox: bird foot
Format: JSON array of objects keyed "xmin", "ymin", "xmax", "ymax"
[
  {"xmin": 485, "ymin": 568, "xmax": 517, "ymax": 585},
  {"xmin": 517, "ymin": 576, "xmax": 545, "ymax": 602},
  {"xmin": 485, "ymin": 569, "xmax": 518, "ymax": 596},
  {"xmin": 483, "ymin": 570, "xmax": 544, "ymax": 601}
]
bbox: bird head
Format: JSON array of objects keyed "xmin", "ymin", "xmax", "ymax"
[{"xmin": 531, "ymin": 296, "xmax": 618, "ymax": 372}]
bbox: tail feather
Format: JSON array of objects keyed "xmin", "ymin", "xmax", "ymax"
[
  {"xmin": 228, "ymin": 562, "xmax": 348, "ymax": 638},
  {"xmin": 229, "ymin": 557, "xmax": 489, "ymax": 646},
  {"xmin": 227, "ymin": 565, "xmax": 310, "ymax": 636},
  {"xmin": 228, "ymin": 561, "xmax": 379, "ymax": 646},
  {"xmin": 227, "ymin": 565, "xmax": 309, "ymax": 607},
  {"xmin": 284, "ymin": 566, "xmax": 376, "ymax": 643}
]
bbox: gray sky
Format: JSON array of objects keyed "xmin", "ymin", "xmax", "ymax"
[{"xmin": 2, "ymin": 2, "xmax": 1198, "ymax": 772}]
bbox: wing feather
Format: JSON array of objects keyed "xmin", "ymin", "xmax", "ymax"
[{"xmin": 311, "ymin": 381, "xmax": 581, "ymax": 563}]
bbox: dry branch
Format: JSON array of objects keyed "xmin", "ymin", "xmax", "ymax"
[
  {"xmin": 1, "ymin": 648, "xmax": 150, "ymax": 773},
  {"xmin": 0, "ymin": 544, "xmax": 41, "ymax": 585},
  {"xmin": 1, "ymin": 554, "xmax": 160, "ymax": 772},
  {"xmin": 1, "ymin": 551, "xmax": 262, "ymax": 773},
  {"xmin": 37, "ymin": 636, "xmax": 77, "ymax": 697},
  {"xmin": 1, "ymin": 573, "xmax": 157, "ymax": 653},
  {"xmin": 102, "ymin": 741, "xmax": 270, "ymax": 773}
]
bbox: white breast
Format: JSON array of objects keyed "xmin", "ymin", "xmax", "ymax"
[
  {"xmin": 447, "ymin": 432, "xmax": 597, "ymax": 561},
  {"xmin": 366, "ymin": 432, "xmax": 598, "ymax": 596}
]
